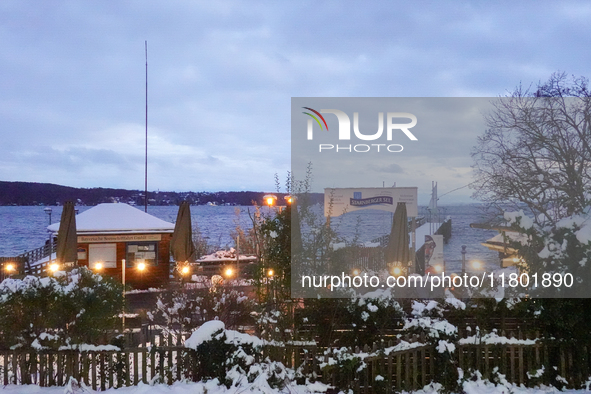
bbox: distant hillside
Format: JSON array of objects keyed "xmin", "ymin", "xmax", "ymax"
[{"xmin": 0, "ymin": 181, "xmax": 323, "ymax": 206}]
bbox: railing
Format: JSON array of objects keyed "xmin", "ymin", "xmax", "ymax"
[
  {"xmin": 0, "ymin": 239, "xmax": 58, "ymax": 280},
  {"xmin": 20, "ymin": 238, "xmax": 57, "ymax": 270},
  {"xmin": 331, "ymin": 246, "xmax": 385, "ymax": 271}
]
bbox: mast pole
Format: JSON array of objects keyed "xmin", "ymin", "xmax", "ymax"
[{"xmin": 144, "ymin": 41, "xmax": 148, "ymax": 213}]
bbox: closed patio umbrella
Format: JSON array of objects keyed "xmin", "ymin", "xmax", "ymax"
[
  {"xmin": 56, "ymin": 201, "xmax": 78, "ymax": 267},
  {"xmin": 384, "ymin": 202, "xmax": 410, "ymax": 270},
  {"xmin": 171, "ymin": 201, "xmax": 196, "ymax": 263}
]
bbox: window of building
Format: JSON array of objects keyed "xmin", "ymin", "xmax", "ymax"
[
  {"xmin": 89, "ymin": 243, "xmax": 117, "ymax": 268},
  {"xmin": 126, "ymin": 242, "xmax": 158, "ymax": 267}
]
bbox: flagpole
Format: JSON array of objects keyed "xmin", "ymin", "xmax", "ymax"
[{"xmin": 144, "ymin": 40, "xmax": 148, "ymax": 213}]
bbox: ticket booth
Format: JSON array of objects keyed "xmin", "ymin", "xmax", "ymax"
[{"xmin": 48, "ymin": 203, "xmax": 175, "ymax": 289}]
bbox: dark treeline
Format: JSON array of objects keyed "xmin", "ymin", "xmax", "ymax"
[{"xmin": 0, "ymin": 181, "xmax": 323, "ymax": 206}]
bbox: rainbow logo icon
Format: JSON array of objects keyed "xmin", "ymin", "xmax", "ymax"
[{"xmin": 302, "ymin": 107, "xmax": 329, "ymax": 131}]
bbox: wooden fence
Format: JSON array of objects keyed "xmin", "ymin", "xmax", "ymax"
[
  {"xmin": 0, "ymin": 345, "xmax": 319, "ymax": 390},
  {"xmin": 2, "ymin": 339, "xmax": 590, "ymax": 392}
]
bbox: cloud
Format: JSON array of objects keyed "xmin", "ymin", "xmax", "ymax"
[
  {"xmin": 376, "ymin": 163, "xmax": 405, "ymax": 174},
  {"xmin": 0, "ymin": 0, "xmax": 589, "ymax": 197}
]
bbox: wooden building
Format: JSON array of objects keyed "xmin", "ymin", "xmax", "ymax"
[{"xmin": 47, "ymin": 203, "xmax": 175, "ymax": 289}]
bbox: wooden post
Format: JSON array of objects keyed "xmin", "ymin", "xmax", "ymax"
[
  {"xmin": 387, "ymin": 352, "xmax": 393, "ymax": 393},
  {"xmin": 412, "ymin": 349, "xmax": 418, "ymax": 390},
  {"xmin": 167, "ymin": 349, "xmax": 173, "ymax": 383},
  {"xmin": 133, "ymin": 351, "xmax": 139, "ymax": 385},
  {"xmin": 91, "ymin": 352, "xmax": 97, "ymax": 391},
  {"xmin": 509, "ymin": 346, "xmax": 515, "ymax": 383},
  {"xmin": 38, "ymin": 353, "xmax": 45, "ymax": 387},
  {"xmin": 484, "ymin": 345, "xmax": 489, "ymax": 379},
  {"xmin": 396, "ymin": 353, "xmax": 402, "ymax": 390},
  {"xmin": 176, "ymin": 349, "xmax": 182, "ymax": 381},
  {"xmin": 421, "ymin": 347, "xmax": 426, "ymax": 387},
  {"xmin": 142, "ymin": 350, "xmax": 148, "ymax": 384},
  {"xmin": 49, "ymin": 352, "xmax": 55, "ymax": 387},
  {"xmin": 107, "ymin": 352, "xmax": 113, "ymax": 388},
  {"xmin": 125, "ymin": 351, "xmax": 131, "ymax": 386},
  {"xmin": 56, "ymin": 352, "xmax": 63, "ymax": 386},
  {"xmin": 150, "ymin": 350, "xmax": 156, "ymax": 384}
]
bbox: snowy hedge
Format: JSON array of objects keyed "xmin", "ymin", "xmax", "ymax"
[
  {"xmin": 0, "ymin": 267, "xmax": 124, "ymax": 349},
  {"xmin": 184, "ymin": 320, "xmax": 294, "ymax": 390}
]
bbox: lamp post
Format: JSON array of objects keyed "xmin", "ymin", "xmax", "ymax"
[
  {"xmin": 180, "ymin": 263, "xmax": 190, "ymax": 285},
  {"xmin": 49, "ymin": 263, "xmax": 59, "ymax": 274},
  {"xmin": 44, "ymin": 207, "xmax": 53, "ymax": 261},
  {"xmin": 461, "ymin": 245, "xmax": 467, "ymax": 275},
  {"xmin": 282, "ymin": 195, "xmax": 294, "ymax": 213},
  {"xmin": 267, "ymin": 268, "xmax": 274, "ymax": 303},
  {"xmin": 44, "ymin": 207, "xmax": 52, "ymax": 225},
  {"xmin": 4, "ymin": 262, "xmax": 15, "ymax": 279},
  {"xmin": 263, "ymin": 194, "xmax": 277, "ymax": 213},
  {"xmin": 236, "ymin": 234, "xmax": 240, "ymax": 279},
  {"xmin": 122, "ymin": 258, "xmax": 126, "ymax": 331}
]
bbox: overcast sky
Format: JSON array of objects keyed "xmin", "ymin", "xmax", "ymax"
[{"xmin": 1, "ymin": 1, "xmax": 590, "ymax": 203}]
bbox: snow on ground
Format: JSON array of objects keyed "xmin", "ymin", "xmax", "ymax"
[
  {"xmin": 407, "ymin": 381, "xmax": 588, "ymax": 394},
  {"xmin": 0, "ymin": 380, "xmax": 328, "ymax": 394},
  {"xmin": 1, "ymin": 380, "xmax": 590, "ymax": 394}
]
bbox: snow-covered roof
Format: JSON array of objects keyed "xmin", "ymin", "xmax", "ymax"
[
  {"xmin": 47, "ymin": 203, "xmax": 175, "ymax": 234},
  {"xmin": 481, "ymin": 230, "xmax": 529, "ymax": 254},
  {"xmin": 196, "ymin": 248, "xmax": 257, "ymax": 263},
  {"xmin": 485, "ymin": 232, "xmax": 528, "ymax": 244}
]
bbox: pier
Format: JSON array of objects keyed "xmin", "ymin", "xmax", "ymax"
[{"xmin": 330, "ymin": 218, "xmax": 452, "ymax": 275}]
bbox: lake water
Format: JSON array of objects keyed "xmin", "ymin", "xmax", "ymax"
[{"xmin": 0, "ymin": 204, "xmax": 500, "ymax": 272}]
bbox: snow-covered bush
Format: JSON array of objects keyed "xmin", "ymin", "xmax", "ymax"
[
  {"xmin": 148, "ymin": 285, "xmax": 255, "ymax": 335},
  {"xmin": 184, "ymin": 320, "xmax": 292, "ymax": 389},
  {"xmin": 300, "ymin": 289, "xmax": 405, "ymax": 347},
  {"xmin": 400, "ymin": 299, "xmax": 462, "ymax": 393},
  {"xmin": 402, "ymin": 300, "xmax": 458, "ymax": 344},
  {"xmin": 504, "ymin": 211, "xmax": 591, "ymax": 343},
  {"xmin": 504, "ymin": 210, "xmax": 591, "ymax": 298},
  {"xmin": 319, "ymin": 346, "xmax": 367, "ymax": 393},
  {"xmin": 0, "ymin": 267, "xmax": 124, "ymax": 349},
  {"xmin": 254, "ymin": 305, "xmax": 294, "ymax": 344}
]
